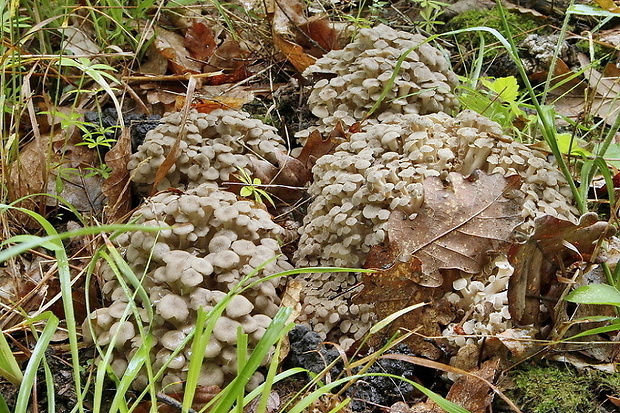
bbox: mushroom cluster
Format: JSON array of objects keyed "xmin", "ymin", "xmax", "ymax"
[
  {"xmin": 83, "ymin": 184, "xmax": 293, "ymax": 392},
  {"xmin": 293, "ymin": 110, "xmax": 579, "ymax": 344},
  {"xmin": 128, "ymin": 108, "xmax": 287, "ymax": 194},
  {"xmin": 299, "ymin": 23, "xmax": 459, "ymax": 139},
  {"xmin": 442, "ymin": 255, "xmax": 515, "ymax": 347}
]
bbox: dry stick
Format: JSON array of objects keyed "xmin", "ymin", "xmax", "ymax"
[
  {"xmin": 382, "ymin": 354, "xmax": 524, "ymax": 413},
  {"xmin": 149, "ymin": 76, "xmax": 198, "ymax": 196},
  {"xmin": 121, "ymin": 71, "xmax": 224, "ymax": 83}
]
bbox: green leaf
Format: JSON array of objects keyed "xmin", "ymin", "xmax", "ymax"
[
  {"xmin": 565, "ymin": 284, "xmax": 620, "ymax": 306},
  {"xmin": 566, "ymin": 322, "xmax": 620, "ymax": 340},
  {"xmin": 3, "ymin": 234, "xmax": 62, "ymax": 252},
  {"xmin": 556, "ymin": 133, "xmax": 592, "ymax": 157},
  {"xmin": 0, "ymin": 393, "xmax": 9, "ymax": 413},
  {"xmin": 603, "ymin": 143, "xmax": 620, "ymax": 168},
  {"xmin": 240, "ymin": 186, "xmax": 252, "ymax": 197},
  {"xmin": 15, "ymin": 312, "xmax": 59, "ymax": 413},
  {"xmin": 481, "ymin": 76, "xmax": 519, "ymax": 102}
]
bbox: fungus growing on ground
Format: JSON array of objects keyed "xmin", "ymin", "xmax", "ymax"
[
  {"xmin": 293, "ymin": 110, "xmax": 578, "ymax": 345},
  {"xmin": 298, "ymin": 23, "xmax": 459, "ymax": 140},
  {"xmin": 127, "ymin": 109, "xmax": 287, "ymax": 194},
  {"xmin": 83, "ymin": 183, "xmax": 293, "ymax": 392}
]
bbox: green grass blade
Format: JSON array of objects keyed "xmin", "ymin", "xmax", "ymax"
[
  {"xmin": 242, "ymin": 368, "xmax": 307, "ymax": 407},
  {"xmin": 42, "ymin": 356, "xmax": 55, "ymax": 413},
  {"xmin": 0, "ymin": 330, "xmax": 23, "ymax": 385},
  {"xmin": 0, "ymin": 392, "xmax": 9, "ymax": 413},
  {"xmin": 109, "ymin": 334, "xmax": 153, "ymax": 413},
  {"xmin": 14, "ymin": 312, "xmax": 59, "ymax": 413},
  {"xmin": 210, "ymin": 307, "xmax": 293, "ymax": 413},
  {"xmin": 565, "ymin": 322, "xmax": 620, "ymax": 340},
  {"xmin": 254, "ymin": 337, "xmax": 283, "ymax": 413}
]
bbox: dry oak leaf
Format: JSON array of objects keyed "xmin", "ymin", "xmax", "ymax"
[
  {"xmin": 386, "ymin": 171, "xmax": 524, "ymax": 288},
  {"xmin": 508, "ymin": 212, "xmax": 616, "ymax": 325},
  {"xmin": 443, "ymin": 358, "xmax": 500, "ymax": 413},
  {"xmin": 361, "ymin": 239, "xmax": 457, "ymax": 359},
  {"xmin": 356, "ymin": 172, "xmax": 523, "ymax": 354}
]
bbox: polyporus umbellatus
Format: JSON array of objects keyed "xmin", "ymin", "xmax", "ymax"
[
  {"xmin": 83, "ymin": 183, "xmax": 293, "ymax": 392},
  {"xmin": 293, "ymin": 110, "xmax": 578, "ymax": 345},
  {"xmin": 299, "ymin": 23, "xmax": 459, "ymax": 139},
  {"xmin": 128, "ymin": 108, "xmax": 287, "ymax": 194}
]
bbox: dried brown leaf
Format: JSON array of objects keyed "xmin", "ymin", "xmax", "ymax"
[
  {"xmin": 356, "ymin": 172, "xmax": 523, "ymax": 353},
  {"xmin": 193, "ymin": 96, "xmax": 250, "ymax": 113},
  {"xmin": 273, "ymin": 151, "xmax": 311, "ymax": 187},
  {"xmin": 594, "ymin": 0, "xmax": 620, "ymax": 12},
  {"xmin": 443, "ymin": 358, "xmax": 500, "ymax": 413},
  {"xmin": 508, "ymin": 213, "xmax": 616, "ymax": 325},
  {"xmin": 206, "ymin": 39, "xmax": 249, "ymax": 72},
  {"xmin": 578, "ymin": 53, "xmax": 620, "ymax": 97},
  {"xmin": 296, "ymin": 125, "xmax": 345, "ymax": 169},
  {"xmin": 387, "ymin": 172, "xmax": 524, "ymax": 287},
  {"xmin": 357, "ymin": 248, "xmax": 457, "ymax": 357},
  {"xmin": 154, "ymin": 26, "xmax": 202, "ymax": 74},
  {"xmin": 103, "ymin": 127, "xmax": 132, "ymax": 222},
  {"xmin": 296, "ymin": 16, "xmax": 341, "ymax": 54},
  {"xmin": 267, "ymin": 0, "xmax": 306, "ymax": 34},
  {"xmin": 8, "ymin": 138, "xmax": 46, "ymax": 209},
  {"xmin": 273, "ymin": 32, "xmax": 316, "ymax": 72},
  {"xmin": 184, "ymin": 20, "xmax": 216, "ymax": 61},
  {"xmin": 549, "ymin": 55, "xmax": 620, "ymax": 125}
]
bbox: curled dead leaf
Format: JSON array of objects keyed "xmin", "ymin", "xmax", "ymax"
[
  {"xmin": 508, "ymin": 212, "xmax": 616, "ymax": 325},
  {"xmin": 184, "ymin": 20, "xmax": 216, "ymax": 61},
  {"xmin": 103, "ymin": 128, "xmax": 132, "ymax": 222},
  {"xmin": 154, "ymin": 26, "xmax": 202, "ymax": 74}
]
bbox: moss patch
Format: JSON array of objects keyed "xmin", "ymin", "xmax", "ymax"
[
  {"xmin": 507, "ymin": 362, "xmax": 620, "ymax": 413},
  {"xmin": 445, "ymin": 7, "xmax": 544, "ymax": 53}
]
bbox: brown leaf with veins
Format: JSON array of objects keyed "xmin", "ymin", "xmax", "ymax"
[
  {"xmin": 356, "ymin": 172, "xmax": 523, "ymax": 353},
  {"xmin": 444, "ymin": 358, "xmax": 500, "ymax": 413},
  {"xmin": 387, "ymin": 172, "xmax": 524, "ymax": 287},
  {"xmin": 508, "ymin": 212, "xmax": 616, "ymax": 325},
  {"xmin": 296, "ymin": 123, "xmax": 346, "ymax": 169},
  {"xmin": 296, "ymin": 15, "xmax": 341, "ymax": 54},
  {"xmin": 356, "ymin": 253, "xmax": 457, "ymax": 357}
]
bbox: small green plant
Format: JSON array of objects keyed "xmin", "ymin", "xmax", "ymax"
[
  {"xmin": 77, "ymin": 125, "xmax": 119, "ymax": 150},
  {"xmin": 235, "ymin": 167, "xmax": 276, "ymax": 207},
  {"xmin": 410, "ymin": 0, "xmax": 448, "ymax": 32},
  {"xmin": 458, "ymin": 75, "xmax": 530, "ymax": 130}
]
